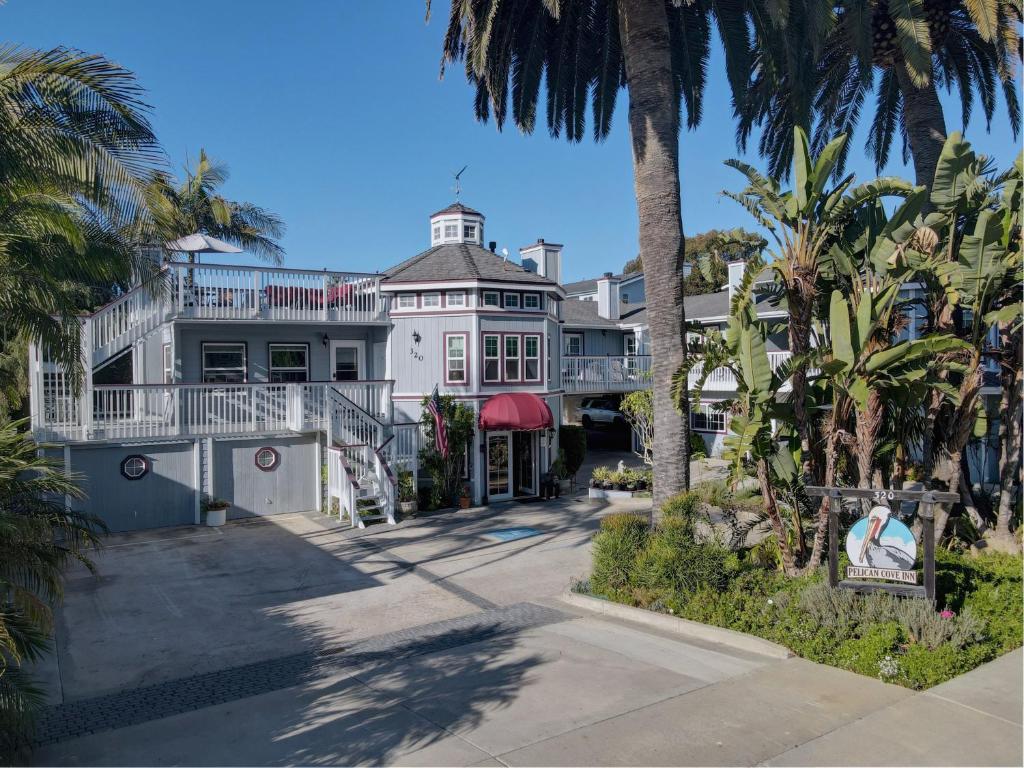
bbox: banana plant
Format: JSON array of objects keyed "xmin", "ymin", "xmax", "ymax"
[
  {"xmin": 910, "ymin": 135, "xmax": 1022, "ymax": 538},
  {"xmin": 723, "ymin": 126, "xmax": 916, "ymax": 488},
  {"xmin": 673, "ymin": 256, "xmax": 808, "ymax": 575}
]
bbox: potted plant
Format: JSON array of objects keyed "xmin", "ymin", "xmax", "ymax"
[
  {"xmin": 397, "ymin": 471, "xmax": 417, "ymax": 517},
  {"xmin": 202, "ymin": 497, "xmax": 230, "ymax": 527},
  {"xmin": 623, "ymin": 469, "xmax": 638, "ymax": 492},
  {"xmin": 614, "ymin": 471, "xmax": 629, "ymax": 491},
  {"xmin": 590, "ymin": 466, "xmax": 607, "ymax": 488},
  {"xmin": 459, "ymin": 483, "xmax": 472, "ymax": 509}
]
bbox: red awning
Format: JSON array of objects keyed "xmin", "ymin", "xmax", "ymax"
[{"xmin": 479, "ymin": 393, "xmax": 553, "ymax": 431}]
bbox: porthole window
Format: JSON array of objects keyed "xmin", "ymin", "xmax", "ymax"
[
  {"xmin": 254, "ymin": 447, "xmax": 280, "ymax": 472},
  {"xmin": 120, "ymin": 455, "xmax": 149, "ymax": 480}
]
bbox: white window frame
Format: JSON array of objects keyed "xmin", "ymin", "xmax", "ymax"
[
  {"xmin": 482, "ymin": 291, "xmax": 500, "ymax": 307},
  {"xmin": 202, "ymin": 342, "xmax": 246, "ymax": 384},
  {"xmin": 443, "ymin": 223, "xmax": 458, "ymax": 239},
  {"xmin": 523, "ymin": 293, "xmax": 541, "ymax": 310},
  {"xmin": 445, "ymin": 333, "xmax": 468, "ymax": 385},
  {"xmin": 446, "ymin": 291, "xmax": 466, "ymax": 308},
  {"xmin": 690, "ymin": 404, "xmax": 726, "ymax": 433},
  {"xmin": 504, "ymin": 335, "xmax": 521, "ymax": 382},
  {"xmin": 463, "ymin": 224, "xmax": 477, "ymax": 240},
  {"xmin": 421, "ymin": 292, "xmax": 441, "ymax": 309},
  {"xmin": 397, "ymin": 294, "xmax": 416, "ymax": 309},
  {"xmin": 503, "ymin": 293, "xmax": 521, "ymax": 309},
  {"xmin": 162, "ymin": 343, "xmax": 173, "ymax": 384},
  {"xmin": 483, "ymin": 334, "xmax": 501, "ymax": 382},
  {"xmin": 268, "ymin": 343, "xmax": 309, "ymax": 383},
  {"xmin": 524, "ymin": 334, "xmax": 541, "ymax": 382},
  {"xmin": 564, "ymin": 332, "xmax": 583, "ymax": 357},
  {"xmin": 432, "ymin": 225, "xmax": 441, "ymax": 243}
]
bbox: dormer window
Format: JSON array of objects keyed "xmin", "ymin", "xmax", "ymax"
[
  {"xmin": 444, "ymin": 224, "xmax": 458, "ymax": 239},
  {"xmin": 463, "ymin": 224, "xmax": 477, "ymax": 240},
  {"xmin": 432, "ymin": 226, "xmax": 440, "ymax": 242}
]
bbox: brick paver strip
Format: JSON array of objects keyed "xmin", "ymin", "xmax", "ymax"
[{"xmin": 32, "ymin": 601, "xmax": 569, "ymax": 746}]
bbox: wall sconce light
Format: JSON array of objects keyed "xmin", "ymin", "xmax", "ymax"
[
  {"xmin": 321, "ymin": 333, "xmax": 329, "ymax": 348},
  {"xmin": 412, "ymin": 330, "xmax": 422, "ymax": 345}
]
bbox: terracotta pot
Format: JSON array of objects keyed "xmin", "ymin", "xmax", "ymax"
[{"xmin": 459, "ymin": 496, "xmax": 471, "ymax": 509}]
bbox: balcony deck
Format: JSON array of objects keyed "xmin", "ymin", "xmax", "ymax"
[
  {"xmin": 561, "ymin": 352, "xmax": 792, "ymax": 394},
  {"xmin": 33, "ymin": 380, "xmax": 394, "ymax": 443},
  {"xmin": 165, "ymin": 262, "xmax": 387, "ymax": 323}
]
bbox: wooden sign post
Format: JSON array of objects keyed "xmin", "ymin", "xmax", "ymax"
[{"xmin": 806, "ymin": 486, "xmax": 959, "ymax": 601}]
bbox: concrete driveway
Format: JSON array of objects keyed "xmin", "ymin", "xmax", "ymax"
[{"xmin": 32, "ymin": 498, "xmax": 1023, "ymax": 766}]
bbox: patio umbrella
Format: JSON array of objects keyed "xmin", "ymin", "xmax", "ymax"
[{"xmin": 164, "ymin": 233, "xmax": 243, "ymax": 261}]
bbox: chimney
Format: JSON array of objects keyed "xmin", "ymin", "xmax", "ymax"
[
  {"xmin": 597, "ymin": 272, "xmax": 620, "ymax": 320},
  {"xmin": 488, "ymin": 241, "xmax": 497, "ymax": 252},
  {"xmin": 519, "ymin": 238, "xmax": 563, "ymax": 283},
  {"xmin": 726, "ymin": 259, "xmax": 747, "ymax": 302}
]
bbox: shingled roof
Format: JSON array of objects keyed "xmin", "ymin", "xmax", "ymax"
[
  {"xmin": 561, "ymin": 288, "xmax": 784, "ymax": 328},
  {"xmin": 383, "ymin": 242, "xmax": 557, "ymax": 285},
  {"xmin": 430, "ymin": 202, "xmax": 483, "ymax": 218}
]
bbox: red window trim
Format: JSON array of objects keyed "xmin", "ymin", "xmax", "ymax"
[
  {"xmin": 480, "ymin": 332, "xmax": 544, "ymax": 384},
  {"xmin": 443, "ymin": 332, "xmax": 470, "ymax": 386}
]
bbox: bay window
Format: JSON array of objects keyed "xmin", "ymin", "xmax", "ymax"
[
  {"xmin": 483, "ymin": 335, "xmax": 500, "ymax": 382},
  {"xmin": 504, "ymin": 336, "xmax": 521, "ymax": 381},
  {"xmin": 524, "ymin": 335, "xmax": 541, "ymax": 381}
]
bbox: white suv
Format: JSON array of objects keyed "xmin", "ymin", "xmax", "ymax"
[{"xmin": 579, "ymin": 397, "xmax": 624, "ymax": 429}]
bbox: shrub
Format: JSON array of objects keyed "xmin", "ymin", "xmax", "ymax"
[
  {"xmin": 591, "ymin": 466, "xmax": 613, "ymax": 485},
  {"xmin": 559, "ymin": 425, "xmax": 587, "ymax": 478},
  {"xmin": 689, "ymin": 431, "xmax": 708, "ymax": 459},
  {"xmin": 659, "ymin": 490, "xmax": 703, "ymax": 522},
  {"xmin": 895, "ymin": 600, "xmax": 985, "ymax": 651},
  {"xmin": 590, "ymin": 513, "xmax": 650, "ymax": 598},
  {"xmin": 636, "ymin": 517, "xmax": 730, "ymax": 595}
]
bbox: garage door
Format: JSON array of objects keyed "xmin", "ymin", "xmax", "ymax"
[
  {"xmin": 212, "ymin": 436, "xmax": 317, "ymax": 518},
  {"xmin": 70, "ymin": 443, "xmax": 196, "ymax": 532}
]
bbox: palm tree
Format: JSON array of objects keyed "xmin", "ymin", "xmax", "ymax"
[
  {"xmin": 745, "ymin": 0, "xmax": 1021, "ymax": 189},
  {"xmin": 0, "ymin": 45, "xmax": 161, "ymax": 385},
  {"xmin": 145, "ymin": 149, "xmax": 285, "ymax": 264},
  {"xmin": 0, "ymin": 419, "xmax": 104, "ymax": 760},
  {"xmin": 430, "ymin": 0, "xmax": 755, "ymax": 503}
]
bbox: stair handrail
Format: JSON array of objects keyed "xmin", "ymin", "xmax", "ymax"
[{"xmin": 88, "ymin": 268, "xmax": 170, "ymax": 356}]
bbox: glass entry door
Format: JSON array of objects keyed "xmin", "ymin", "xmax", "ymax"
[
  {"xmin": 330, "ymin": 341, "xmax": 364, "ymax": 381},
  {"xmin": 514, "ymin": 431, "xmax": 536, "ymax": 496},
  {"xmin": 487, "ymin": 432, "xmax": 512, "ymax": 501}
]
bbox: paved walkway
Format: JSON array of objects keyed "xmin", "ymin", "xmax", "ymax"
[{"xmin": 31, "ymin": 497, "xmax": 1023, "ymax": 766}]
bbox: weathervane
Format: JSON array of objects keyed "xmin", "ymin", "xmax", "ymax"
[{"xmin": 452, "ymin": 165, "xmax": 468, "ymax": 199}]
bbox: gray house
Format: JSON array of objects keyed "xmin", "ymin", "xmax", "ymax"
[{"xmin": 27, "ymin": 201, "xmax": 568, "ymax": 531}]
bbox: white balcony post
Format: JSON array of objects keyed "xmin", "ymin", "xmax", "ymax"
[
  {"xmin": 322, "ymin": 273, "xmax": 329, "ymax": 322},
  {"xmin": 174, "ymin": 386, "xmax": 182, "ymax": 436},
  {"xmin": 80, "ymin": 318, "xmax": 94, "ymax": 439},
  {"xmin": 252, "ymin": 269, "xmax": 260, "ymax": 318}
]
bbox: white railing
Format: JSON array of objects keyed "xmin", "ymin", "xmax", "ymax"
[
  {"xmin": 166, "ymin": 262, "xmax": 386, "ymax": 323},
  {"xmin": 326, "ymin": 446, "xmax": 359, "ymax": 525},
  {"xmin": 89, "ymin": 278, "xmax": 169, "ymax": 365},
  {"xmin": 301, "ymin": 381, "xmax": 393, "ymax": 426},
  {"xmin": 32, "ymin": 380, "xmax": 394, "ymax": 442},
  {"xmin": 687, "ymin": 351, "xmax": 792, "ymax": 391},
  {"xmin": 560, "ymin": 352, "xmax": 793, "ymax": 393},
  {"xmin": 561, "ymin": 355, "xmax": 652, "ymax": 393}
]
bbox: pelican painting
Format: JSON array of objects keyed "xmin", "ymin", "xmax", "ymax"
[{"xmin": 846, "ymin": 506, "xmax": 917, "ymax": 570}]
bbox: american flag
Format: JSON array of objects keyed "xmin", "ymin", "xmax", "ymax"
[{"xmin": 427, "ymin": 385, "xmax": 449, "ymax": 458}]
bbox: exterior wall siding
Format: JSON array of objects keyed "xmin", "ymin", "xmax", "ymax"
[
  {"xmin": 68, "ymin": 442, "xmax": 197, "ymax": 532},
  {"xmin": 174, "ymin": 324, "xmax": 388, "ymax": 383},
  {"xmin": 211, "ymin": 434, "xmax": 318, "ymax": 518}
]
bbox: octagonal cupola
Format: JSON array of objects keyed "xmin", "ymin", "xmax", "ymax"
[{"xmin": 429, "ymin": 202, "xmax": 485, "ymax": 247}]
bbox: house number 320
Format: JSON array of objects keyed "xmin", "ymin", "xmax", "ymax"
[{"xmin": 409, "ymin": 347, "xmax": 423, "ymax": 361}]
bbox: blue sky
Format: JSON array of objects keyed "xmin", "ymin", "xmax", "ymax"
[{"xmin": 6, "ymin": 1, "xmax": 1019, "ymax": 282}]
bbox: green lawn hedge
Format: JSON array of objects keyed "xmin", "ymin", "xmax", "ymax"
[{"xmin": 587, "ymin": 494, "xmax": 1023, "ymax": 690}]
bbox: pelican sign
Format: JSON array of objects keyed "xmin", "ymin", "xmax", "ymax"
[{"xmin": 845, "ymin": 506, "xmax": 918, "ymax": 584}]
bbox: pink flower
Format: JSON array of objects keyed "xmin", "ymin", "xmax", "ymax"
[{"xmin": 940, "ymin": 609, "xmax": 955, "ymax": 619}]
